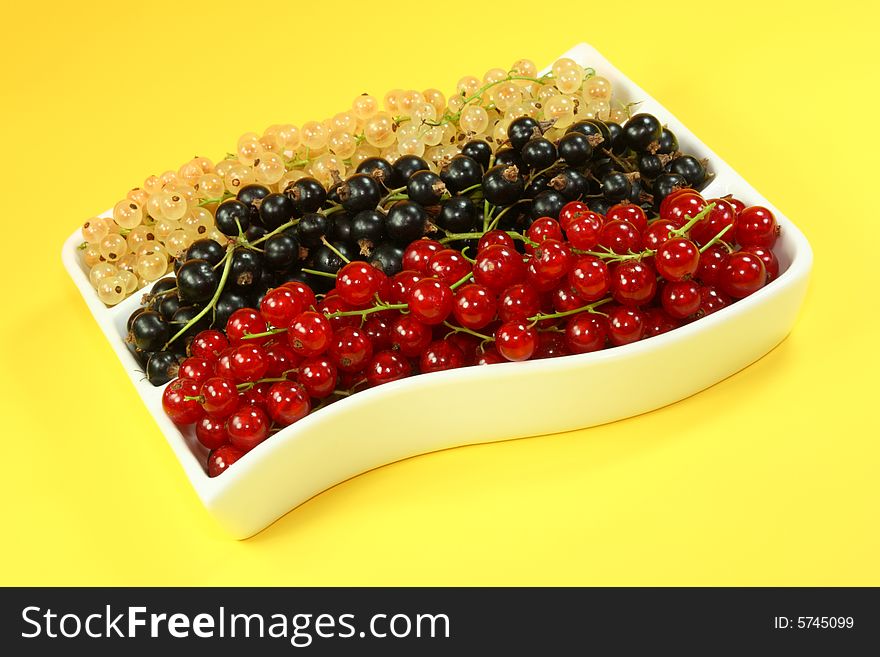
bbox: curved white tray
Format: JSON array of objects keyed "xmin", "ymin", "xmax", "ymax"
[{"xmin": 61, "ymin": 43, "xmax": 813, "ymax": 538}]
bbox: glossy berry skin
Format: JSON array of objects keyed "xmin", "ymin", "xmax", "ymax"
[
  {"xmin": 207, "ymin": 445, "xmax": 245, "ymax": 477},
  {"xmin": 336, "ymin": 262, "xmax": 382, "ymax": 306},
  {"xmin": 264, "ymin": 342, "xmax": 300, "ymax": 378},
  {"xmin": 655, "ymin": 238, "xmax": 700, "ymax": 281},
  {"xmin": 660, "ymin": 192, "xmax": 706, "ymax": 227},
  {"xmin": 427, "ymin": 249, "xmax": 472, "ymax": 285},
  {"xmin": 533, "ymin": 332, "xmax": 569, "ymax": 360},
  {"xmin": 476, "ymin": 347, "xmax": 505, "ymax": 365},
  {"xmin": 229, "ymin": 344, "xmax": 269, "ymax": 383},
  {"xmin": 281, "ymin": 280, "xmax": 317, "ymax": 312},
  {"xmin": 420, "ymin": 340, "xmax": 466, "ymax": 373},
  {"xmin": 689, "ymin": 198, "xmax": 737, "ymax": 247},
  {"xmin": 437, "ymin": 196, "xmax": 478, "ymax": 233},
  {"xmin": 214, "ymin": 348, "xmax": 236, "ymax": 380},
  {"xmin": 699, "ymin": 286, "xmax": 731, "ymax": 316},
  {"xmin": 259, "ymin": 193, "xmax": 296, "ymax": 230},
  {"xmin": 527, "ymin": 217, "xmax": 564, "ymax": 245},
  {"xmin": 362, "ymin": 313, "xmax": 394, "ymax": 351},
  {"xmin": 238, "ymin": 382, "xmax": 270, "ymax": 412},
  {"xmin": 226, "ymin": 309, "xmax": 269, "ymax": 345},
  {"xmin": 531, "ymin": 239, "xmax": 572, "ymax": 282},
  {"xmin": 623, "ymin": 113, "xmax": 662, "ymax": 151},
  {"xmin": 440, "ymin": 155, "xmax": 483, "ymax": 194},
  {"xmin": 200, "ymin": 376, "xmax": 240, "ymax": 418},
  {"xmin": 146, "ymin": 351, "xmax": 181, "ymax": 386},
  {"xmin": 740, "ymin": 245, "xmax": 779, "ymax": 282},
  {"xmin": 565, "ymin": 313, "xmax": 608, "ymax": 354},
  {"xmin": 226, "ymin": 407, "xmax": 270, "ymax": 452},
  {"xmin": 643, "ymin": 308, "xmax": 680, "ymax": 337},
  {"xmin": 481, "ymin": 164, "xmax": 525, "ymax": 206},
  {"xmin": 288, "ymin": 311, "xmax": 333, "ymax": 357},
  {"xmin": 719, "ymin": 252, "xmax": 767, "ymax": 298},
  {"xmin": 177, "ymin": 259, "xmax": 219, "ymax": 304},
  {"xmin": 473, "ymin": 244, "xmax": 525, "ymax": 292},
  {"xmin": 498, "ymin": 283, "xmax": 540, "ymax": 322},
  {"xmin": 328, "ymin": 327, "xmax": 374, "ymax": 372},
  {"xmin": 402, "ymin": 239, "xmax": 443, "ymax": 274},
  {"xmin": 129, "ymin": 310, "xmax": 170, "ymax": 352},
  {"xmin": 264, "ymin": 234, "xmax": 300, "ymax": 271},
  {"xmin": 390, "ymin": 315, "xmax": 432, "ymax": 357},
  {"xmin": 607, "ymin": 306, "xmax": 646, "ymax": 346},
  {"xmin": 389, "ymin": 270, "xmax": 424, "ymax": 304},
  {"xmin": 567, "ymin": 256, "xmax": 610, "ymax": 302},
  {"xmin": 366, "ymin": 351, "xmax": 412, "ymax": 387},
  {"xmin": 612, "ymin": 261, "xmax": 658, "ymax": 307},
  {"xmin": 179, "ymin": 357, "xmax": 213, "ymax": 385},
  {"xmin": 297, "ymin": 356, "xmax": 338, "ymax": 398},
  {"xmin": 461, "ymin": 139, "xmax": 492, "ymax": 169},
  {"xmin": 162, "ymin": 378, "xmax": 203, "ymax": 425},
  {"xmin": 386, "ymin": 201, "xmax": 427, "ymax": 245},
  {"xmin": 495, "ymin": 321, "xmax": 538, "ymax": 362},
  {"xmin": 260, "ymin": 287, "xmax": 304, "ymax": 329},
  {"xmin": 339, "ymin": 173, "xmax": 382, "ymax": 212},
  {"xmin": 606, "ymin": 203, "xmax": 647, "ymax": 233},
  {"xmin": 564, "ymin": 210, "xmax": 603, "ymax": 250},
  {"xmin": 452, "ymin": 284, "xmax": 497, "ymax": 329},
  {"xmin": 552, "ymin": 285, "xmax": 586, "ymax": 313},
  {"xmin": 597, "ymin": 220, "xmax": 642, "ymax": 255},
  {"xmin": 407, "ymin": 278, "xmax": 454, "ymax": 325},
  {"xmin": 215, "ymin": 200, "xmax": 251, "ymax": 236},
  {"xmin": 696, "ymin": 245, "xmax": 729, "ymax": 286},
  {"xmin": 507, "ymin": 116, "xmax": 541, "ymax": 150},
  {"xmin": 642, "ymin": 219, "xmax": 678, "ymax": 252},
  {"xmin": 196, "ymin": 415, "xmax": 228, "ymax": 450},
  {"xmin": 287, "ymin": 177, "xmax": 327, "ymax": 214},
  {"xmin": 265, "ymin": 381, "xmax": 311, "ymax": 426},
  {"xmin": 394, "ymin": 155, "xmax": 429, "ymax": 181},
  {"xmin": 557, "ymin": 132, "xmax": 593, "ymax": 166},
  {"xmin": 477, "ymin": 230, "xmax": 516, "ymax": 251},
  {"xmin": 661, "ymin": 280, "xmax": 702, "ymax": 319},
  {"xmin": 558, "ymin": 201, "xmax": 589, "ymax": 231},
  {"xmin": 317, "ymin": 295, "xmax": 358, "ymax": 330},
  {"xmin": 735, "ymin": 206, "xmax": 778, "ymax": 248},
  {"xmin": 520, "ymin": 137, "xmax": 558, "ymax": 170}
]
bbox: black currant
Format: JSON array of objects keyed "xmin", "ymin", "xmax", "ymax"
[
  {"xmin": 369, "ymin": 242, "xmax": 406, "ymax": 275},
  {"xmin": 295, "ymin": 212, "xmax": 331, "ymax": 248},
  {"xmin": 520, "ymin": 137, "xmax": 558, "ymax": 170},
  {"xmin": 127, "ymin": 307, "xmax": 147, "ymax": 333},
  {"xmin": 440, "ymin": 155, "xmax": 483, "ymax": 194},
  {"xmin": 525, "ymin": 173, "xmax": 551, "ymax": 198},
  {"xmin": 146, "ymin": 351, "xmax": 180, "ymax": 386},
  {"xmin": 259, "ymin": 192, "xmax": 296, "ymax": 230},
  {"xmin": 605, "ymin": 122, "xmax": 627, "ymax": 155},
  {"xmin": 651, "ymin": 172, "xmax": 688, "ymax": 208},
  {"xmin": 129, "ymin": 310, "xmax": 170, "ymax": 352},
  {"xmin": 494, "ymin": 147, "xmax": 526, "ymax": 172},
  {"xmin": 244, "ymin": 224, "xmax": 267, "ymax": 242},
  {"xmin": 656, "ymin": 128, "xmax": 678, "ymax": 155},
  {"xmin": 601, "ymin": 172, "xmax": 633, "ymax": 202},
  {"xmin": 637, "ymin": 153, "xmax": 665, "ymax": 179},
  {"xmin": 170, "ymin": 305, "xmax": 211, "ymax": 343},
  {"xmin": 286, "ymin": 177, "xmax": 326, "ymax": 213},
  {"xmin": 386, "ymin": 201, "xmax": 427, "ymax": 244},
  {"xmin": 237, "ymin": 183, "xmax": 270, "ymax": 207},
  {"xmin": 526, "ymin": 190, "xmax": 567, "ymax": 224},
  {"xmin": 310, "ymin": 242, "xmax": 354, "ymax": 275},
  {"xmin": 264, "ymin": 233, "xmax": 300, "ymax": 271},
  {"xmin": 588, "ymin": 196, "xmax": 613, "ymax": 215},
  {"xmin": 407, "ymin": 170, "xmax": 447, "ymax": 205},
  {"xmin": 185, "ymin": 239, "xmax": 224, "ymax": 266},
  {"xmin": 213, "ymin": 289, "xmax": 251, "ymax": 329},
  {"xmin": 356, "ymin": 157, "xmax": 402, "ymax": 188},
  {"xmin": 666, "ymin": 155, "xmax": 707, "ymax": 188},
  {"xmin": 549, "ymin": 168, "xmax": 588, "ymax": 201},
  {"xmin": 215, "ymin": 199, "xmax": 250, "ymax": 236},
  {"xmin": 149, "ymin": 277, "xmax": 176, "ymax": 298},
  {"xmin": 557, "ymin": 132, "xmax": 593, "ymax": 166},
  {"xmin": 437, "ymin": 196, "xmax": 478, "ymax": 232},
  {"xmin": 482, "ymin": 164, "xmax": 525, "ymax": 206},
  {"xmin": 229, "ymin": 248, "xmax": 264, "ymax": 291},
  {"xmin": 394, "ymin": 154, "xmax": 430, "ymax": 182},
  {"xmin": 176, "ymin": 259, "xmax": 219, "ymax": 304},
  {"xmin": 507, "ymin": 116, "xmax": 540, "ymax": 150},
  {"xmin": 623, "ymin": 113, "xmax": 662, "ymax": 151},
  {"xmin": 351, "ymin": 210, "xmax": 386, "ymax": 244},
  {"xmin": 461, "ymin": 139, "xmax": 492, "ymax": 169},
  {"xmin": 338, "ymin": 173, "xmax": 382, "ymax": 212}
]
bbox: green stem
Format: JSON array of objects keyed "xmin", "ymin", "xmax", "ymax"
[
  {"xmin": 198, "ymin": 192, "xmax": 234, "ymax": 207},
  {"xmin": 449, "ymin": 271, "xmax": 474, "ymax": 291},
  {"xmin": 301, "ymin": 268, "xmax": 338, "ymax": 279},
  {"xmin": 699, "ymin": 223, "xmax": 733, "ymax": 253},
  {"xmin": 670, "ymin": 202, "xmax": 716, "ymax": 238},
  {"xmin": 320, "ymin": 237, "xmax": 351, "ymax": 264},
  {"xmin": 573, "ymin": 247, "xmax": 654, "ymax": 263},
  {"xmin": 326, "ymin": 302, "xmax": 407, "ymax": 319},
  {"xmin": 380, "ymin": 186, "xmax": 407, "ymax": 204},
  {"xmin": 163, "ymin": 244, "xmax": 234, "ymax": 349},
  {"xmin": 528, "ymin": 298, "xmax": 612, "ymax": 323},
  {"xmin": 248, "ymin": 218, "xmax": 300, "ymax": 247},
  {"xmin": 242, "ymin": 328, "xmax": 288, "ymax": 340},
  {"xmin": 442, "ymin": 321, "xmax": 493, "ymax": 342}
]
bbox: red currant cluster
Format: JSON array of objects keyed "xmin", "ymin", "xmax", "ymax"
[{"xmin": 162, "ymin": 187, "xmax": 779, "ymax": 477}]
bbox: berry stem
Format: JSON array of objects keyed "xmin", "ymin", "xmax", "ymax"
[
  {"xmin": 442, "ymin": 321, "xmax": 494, "ymax": 342},
  {"xmin": 198, "ymin": 192, "xmax": 234, "ymax": 207},
  {"xmin": 326, "ymin": 301, "xmax": 408, "ymax": 319},
  {"xmin": 163, "ymin": 244, "xmax": 235, "ymax": 349},
  {"xmin": 241, "ymin": 328, "xmax": 288, "ymax": 340},
  {"xmin": 301, "ymin": 267, "xmax": 338, "ymax": 279},
  {"xmin": 247, "ymin": 217, "xmax": 301, "ymax": 247},
  {"xmin": 670, "ymin": 202, "xmax": 716, "ymax": 238},
  {"xmin": 320, "ymin": 236, "xmax": 351, "ymax": 264},
  {"xmin": 573, "ymin": 246, "xmax": 654, "ymax": 263},
  {"xmin": 449, "ymin": 270, "xmax": 475, "ymax": 291},
  {"xmin": 698, "ymin": 224, "xmax": 733, "ymax": 253},
  {"xmin": 379, "ymin": 186, "xmax": 406, "ymax": 204},
  {"xmin": 527, "ymin": 297, "xmax": 612, "ymax": 323}
]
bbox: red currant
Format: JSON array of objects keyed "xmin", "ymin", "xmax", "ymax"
[
  {"xmin": 597, "ymin": 220, "xmax": 642, "ymax": 255},
  {"xmin": 611, "ymin": 260, "xmax": 658, "ymax": 306},
  {"xmin": 558, "ymin": 200, "xmax": 589, "ymax": 232},
  {"xmin": 214, "ymin": 347, "xmax": 236, "ymax": 379},
  {"xmin": 498, "ymin": 283, "xmax": 540, "ymax": 322},
  {"xmin": 230, "ymin": 344, "xmax": 269, "ymax": 383},
  {"xmin": 297, "ymin": 356, "xmax": 338, "ymax": 398},
  {"xmin": 447, "ymin": 332, "xmax": 480, "ymax": 365},
  {"xmin": 162, "ymin": 378, "xmax": 203, "ymax": 425},
  {"xmin": 408, "ymin": 277, "xmax": 454, "ymax": 325},
  {"xmin": 366, "ymin": 351, "xmax": 412, "ymax": 386},
  {"xmin": 239, "ymin": 382, "xmax": 270, "ymax": 412},
  {"xmin": 207, "ymin": 444, "xmax": 245, "ymax": 477},
  {"xmin": 643, "ymin": 308, "xmax": 680, "ymax": 337},
  {"xmin": 452, "ymin": 283, "xmax": 497, "ymax": 329},
  {"xmin": 473, "ymin": 244, "xmax": 525, "ymax": 292},
  {"xmin": 259, "ymin": 286, "xmax": 304, "ymax": 329},
  {"xmin": 389, "ymin": 270, "xmax": 424, "ymax": 304},
  {"xmin": 565, "ymin": 211, "xmax": 603, "ymax": 250},
  {"xmin": 226, "ymin": 406, "xmax": 270, "ymax": 452},
  {"xmin": 655, "ymin": 237, "xmax": 700, "ymax": 282},
  {"xmin": 189, "ymin": 329, "xmax": 228, "ymax": 360},
  {"xmin": 565, "ymin": 313, "xmax": 608, "ymax": 353},
  {"xmin": 226, "ymin": 309, "xmax": 269, "ymax": 345},
  {"xmin": 420, "ymin": 340, "xmax": 466, "ymax": 373},
  {"xmin": 726, "ymin": 196, "xmax": 746, "ymax": 215},
  {"xmin": 552, "ymin": 284, "xmax": 586, "ymax": 313},
  {"xmin": 317, "ymin": 294, "xmax": 359, "ymax": 330},
  {"xmin": 427, "ymin": 249, "xmax": 472, "ymax": 285},
  {"xmin": 362, "ymin": 313, "xmax": 395, "ymax": 351},
  {"xmin": 643, "ymin": 219, "xmax": 678, "ymax": 251},
  {"xmin": 288, "ymin": 311, "xmax": 333, "ymax": 357},
  {"xmin": 699, "ymin": 286, "xmax": 731, "ymax": 316},
  {"xmin": 606, "ymin": 202, "xmax": 647, "ymax": 233},
  {"xmin": 740, "ymin": 245, "xmax": 779, "ymax": 281},
  {"xmin": 527, "ymin": 217, "xmax": 564, "ymax": 245},
  {"xmin": 495, "ymin": 321, "xmax": 538, "ymax": 362},
  {"xmin": 328, "ymin": 327, "xmax": 374, "ymax": 372},
  {"xmin": 661, "ymin": 280, "xmax": 701, "ymax": 319},
  {"xmin": 476, "ymin": 346, "xmax": 505, "ymax": 365},
  {"xmin": 266, "ymin": 381, "xmax": 311, "ymax": 426},
  {"xmin": 696, "ymin": 245, "xmax": 729, "ymax": 286},
  {"xmin": 607, "ymin": 306, "xmax": 646, "ymax": 346},
  {"xmin": 531, "ymin": 239, "xmax": 572, "ymax": 282},
  {"xmin": 478, "ymin": 230, "xmax": 516, "ymax": 251},
  {"xmin": 567, "ymin": 255, "xmax": 610, "ymax": 302},
  {"xmin": 660, "ymin": 191, "xmax": 706, "ymax": 227},
  {"xmin": 178, "ymin": 357, "xmax": 212, "ymax": 385},
  {"xmin": 533, "ymin": 331, "xmax": 569, "ymax": 359},
  {"xmin": 402, "ymin": 239, "xmax": 443, "ymax": 274},
  {"xmin": 735, "ymin": 206, "xmax": 778, "ymax": 248},
  {"xmin": 336, "ymin": 261, "xmax": 382, "ymax": 307},
  {"xmin": 719, "ymin": 252, "xmax": 767, "ymax": 298},
  {"xmin": 689, "ymin": 198, "xmax": 736, "ymax": 247},
  {"xmin": 196, "ymin": 415, "xmax": 228, "ymax": 450},
  {"xmin": 264, "ymin": 342, "xmax": 300, "ymax": 378},
  {"xmin": 390, "ymin": 315, "xmax": 431, "ymax": 357},
  {"xmin": 281, "ymin": 280, "xmax": 317, "ymax": 311},
  {"xmin": 200, "ymin": 376, "xmax": 240, "ymax": 418}
]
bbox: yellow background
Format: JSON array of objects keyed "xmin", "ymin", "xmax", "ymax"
[{"xmin": 1, "ymin": 1, "xmax": 877, "ymax": 586}]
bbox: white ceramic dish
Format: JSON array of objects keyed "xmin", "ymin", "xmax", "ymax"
[{"xmin": 61, "ymin": 43, "xmax": 813, "ymax": 538}]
